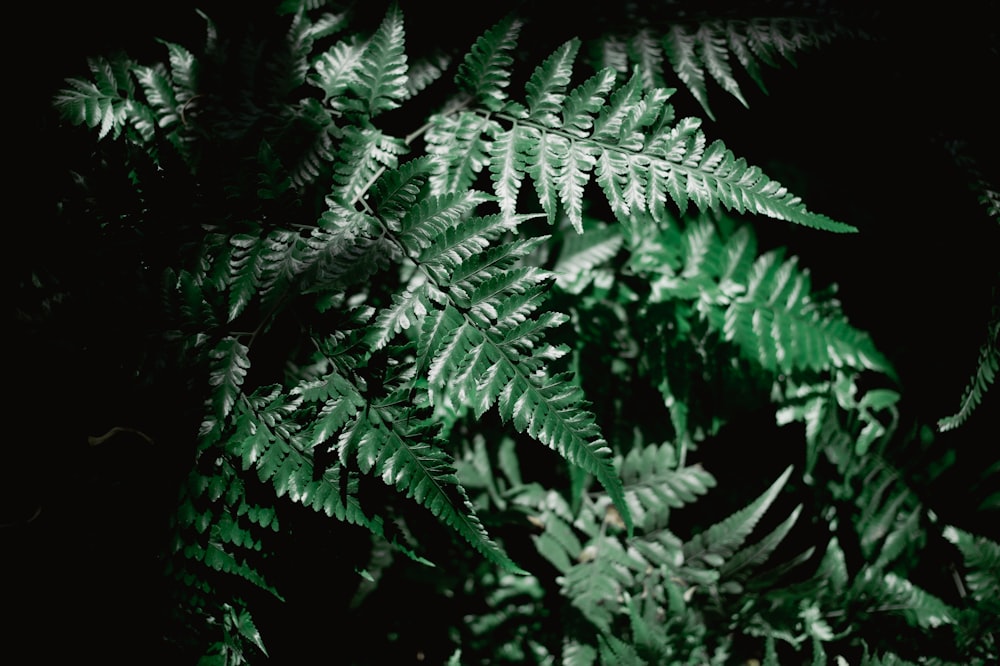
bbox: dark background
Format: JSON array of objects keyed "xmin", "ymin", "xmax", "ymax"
[{"xmin": 7, "ymin": 0, "xmax": 998, "ymax": 661}]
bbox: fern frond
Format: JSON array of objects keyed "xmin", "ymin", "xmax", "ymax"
[
  {"xmin": 663, "ymin": 24, "xmax": 713, "ymax": 118},
  {"xmin": 553, "ymin": 223, "xmax": 623, "ymax": 293},
  {"xmin": 561, "ymin": 68, "xmax": 618, "ymax": 139},
  {"xmin": 598, "ymin": 632, "xmax": 645, "ymax": 666},
  {"xmin": 859, "ymin": 570, "xmax": 957, "ymax": 629},
  {"xmin": 722, "ymin": 249, "xmax": 889, "ymax": 375},
  {"xmin": 371, "ymin": 155, "xmax": 433, "ymax": 225},
  {"xmin": 162, "ymin": 39, "xmax": 199, "ymax": 107},
  {"xmin": 283, "ymin": 99, "xmax": 338, "ymax": 189},
  {"xmin": 502, "ymin": 372, "xmax": 631, "ymax": 533},
  {"xmin": 562, "ymin": 537, "xmax": 641, "ymax": 633},
  {"xmin": 284, "ymin": 9, "xmax": 349, "ymax": 89},
  {"xmin": 311, "ymin": 38, "xmax": 368, "ymax": 104},
  {"xmin": 618, "ymin": 441, "xmax": 715, "ymax": 531},
  {"xmin": 455, "ymin": 15, "xmax": 523, "ymax": 112},
  {"xmin": 463, "ymin": 58, "xmax": 855, "ymax": 233},
  {"xmin": 488, "ymin": 122, "xmax": 533, "ymax": 218},
  {"xmin": 417, "ymin": 213, "xmax": 518, "ymax": 285},
  {"xmin": 938, "ymin": 305, "xmax": 999, "ymax": 431},
  {"xmin": 339, "ymin": 412, "xmax": 524, "ymax": 572},
  {"xmin": 208, "ymin": 337, "xmax": 251, "ymax": 422},
  {"xmin": 416, "ymin": 279, "xmax": 629, "ymax": 533},
  {"xmin": 720, "ymin": 504, "xmax": 803, "ymax": 580},
  {"xmin": 426, "ymin": 112, "xmax": 499, "ymax": 195},
  {"xmin": 525, "ymin": 39, "xmax": 580, "ymax": 128},
  {"xmin": 533, "ymin": 512, "xmax": 585, "ymax": 574},
  {"xmin": 682, "ymin": 465, "xmax": 792, "ymax": 570},
  {"xmin": 55, "ymin": 55, "xmax": 148, "ymax": 141},
  {"xmin": 405, "ymin": 52, "xmax": 450, "ymax": 98},
  {"xmin": 943, "ymin": 526, "xmax": 1000, "ymax": 606},
  {"xmin": 397, "ymin": 190, "xmax": 492, "ymax": 253},
  {"xmin": 657, "ymin": 17, "xmax": 841, "ymax": 118},
  {"xmin": 350, "ymin": 3, "xmax": 408, "ymax": 116},
  {"xmin": 331, "ymin": 125, "xmax": 408, "ymax": 204},
  {"xmin": 369, "ymin": 281, "xmax": 432, "ymax": 350}
]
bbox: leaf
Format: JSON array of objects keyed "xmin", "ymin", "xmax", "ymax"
[
  {"xmin": 344, "ymin": 414, "xmax": 525, "ymax": 573},
  {"xmin": 208, "ymin": 337, "xmax": 251, "ymax": 421},
  {"xmin": 455, "ymin": 15, "xmax": 523, "ymax": 111},
  {"xmin": 351, "ymin": 3, "xmax": 409, "ymax": 115},
  {"xmin": 683, "ymin": 465, "xmax": 792, "ymax": 568},
  {"xmin": 525, "ymin": 39, "xmax": 580, "ymax": 128},
  {"xmin": 938, "ymin": 310, "xmax": 999, "ymax": 431}
]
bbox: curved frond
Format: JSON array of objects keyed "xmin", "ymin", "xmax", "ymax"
[
  {"xmin": 339, "ymin": 412, "xmax": 523, "ymax": 572},
  {"xmin": 524, "ymin": 39, "xmax": 580, "ymax": 128},
  {"xmin": 208, "ymin": 337, "xmax": 251, "ymax": 422},
  {"xmin": 943, "ymin": 526, "xmax": 1000, "ymax": 606},
  {"xmin": 618, "ymin": 441, "xmax": 716, "ymax": 531},
  {"xmin": 682, "ymin": 465, "xmax": 792, "ymax": 569},
  {"xmin": 455, "ymin": 15, "xmax": 523, "ymax": 112},
  {"xmin": 351, "ymin": 3, "xmax": 409, "ymax": 116},
  {"xmin": 938, "ymin": 305, "xmax": 999, "ymax": 431}
]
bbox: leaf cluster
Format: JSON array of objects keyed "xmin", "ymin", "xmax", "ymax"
[{"xmin": 34, "ymin": 0, "xmax": 999, "ymax": 663}]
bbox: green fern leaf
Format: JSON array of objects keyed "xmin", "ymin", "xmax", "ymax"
[
  {"xmin": 620, "ymin": 442, "xmax": 716, "ymax": 531},
  {"xmin": 312, "ymin": 38, "xmax": 368, "ymax": 104},
  {"xmin": 312, "ymin": 204, "xmax": 396, "ymax": 291},
  {"xmin": 557, "ymin": 141, "xmax": 600, "ymax": 233},
  {"xmin": 722, "ymin": 248, "xmax": 890, "ymax": 376},
  {"xmin": 564, "ymin": 641, "xmax": 598, "ymax": 666},
  {"xmin": 420, "ymin": 295, "xmax": 630, "ymax": 533},
  {"xmin": 500, "ymin": 372, "xmax": 632, "ymax": 534},
  {"xmin": 455, "ymin": 15, "xmax": 523, "ymax": 112},
  {"xmin": 943, "ymin": 526, "xmax": 1000, "ymax": 605},
  {"xmin": 351, "ymin": 3, "xmax": 409, "ymax": 116},
  {"xmin": 862, "ymin": 570, "xmax": 956, "ymax": 629},
  {"xmin": 371, "ymin": 156, "xmax": 433, "ymax": 227},
  {"xmin": 226, "ymin": 234, "xmax": 264, "ymax": 322},
  {"xmin": 489, "ymin": 123, "xmax": 533, "ymax": 217},
  {"xmin": 417, "ymin": 213, "xmax": 516, "ymax": 282},
  {"xmin": 208, "ymin": 337, "xmax": 251, "ymax": 421},
  {"xmin": 664, "ymin": 25, "xmax": 712, "ymax": 119},
  {"xmin": 332, "ymin": 125, "xmax": 408, "ymax": 204},
  {"xmin": 340, "ymin": 413, "xmax": 524, "ymax": 572},
  {"xmin": 426, "ymin": 112, "xmax": 499, "ymax": 195},
  {"xmin": 397, "ymin": 190, "xmax": 492, "ymax": 254},
  {"xmin": 134, "ymin": 63, "xmax": 181, "ymax": 128},
  {"xmin": 283, "ymin": 99, "xmax": 338, "ymax": 189},
  {"xmin": 298, "ymin": 374, "xmax": 367, "ymax": 447},
  {"xmin": 597, "ymin": 633, "xmax": 645, "ymax": 666},
  {"xmin": 526, "ymin": 131, "xmax": 570, "ymax": 224},
  {"xmin": 465, "ymin": 265, "xmax": 551, "ymax": 328},
  {"xmin": 720, "ymin": 504, "xmax": 803, "ymax": 579},
  {"xmin": 285, "ymin": 10, "xmax": 349, "ymax": 89},
  {"xmin": 562, "ymin": 68, "xmax": 618, "ymax": 139},
  {"xmin": 533, "ymin": 512, "xmax": 584, "ymax": 574},
  {"xmin": 683, "ymin": 465, "xmax": 792, "ymax": 569},
  {"xmin": 161, "ymin": 39, "xmax": 199, "ymax": 106},
  {"xmin": 627, "ymin": 29, "xmax": 666, "ymax": 90},
  {"xmin": 55, "ymin": 56, "xmax": 138, "ymax": 140},
  {"xmin": 369, "ymin": 281, "xmax": 431, "ymax": 349},
  {"xmin": 696, "ymin": 24, "xmax": 748, "ymax": 109},
  {"xmin": 525, "ymin": 39, "xmax": 580, "ymax": 128},
  {"xmin": 938, "ymin": 309, "xmax": 999, "ymax": 431},
  {"xmin": 562, "ymin": 538, "xmax": 639, "ymax": 633},
  {"xmin": 653, "ymin": 138, "xmax": 856, "ymax": 232},
  {"xmin": 554, "ymin": 223, "xmax": 623, "ymax": 293},
  {"xmin": 591, "ymin": 68, "xmax": 645, "ymax": 144}
]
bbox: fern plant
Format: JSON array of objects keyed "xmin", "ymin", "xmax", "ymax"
[{"xmin": 32, "ymin": 0, "xmax": 999, "ymax": 663}]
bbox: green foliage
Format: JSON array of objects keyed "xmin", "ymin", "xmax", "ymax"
[{"xmin": 37, "ymin": 0, "xmax": 998, "ymax": 663}]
